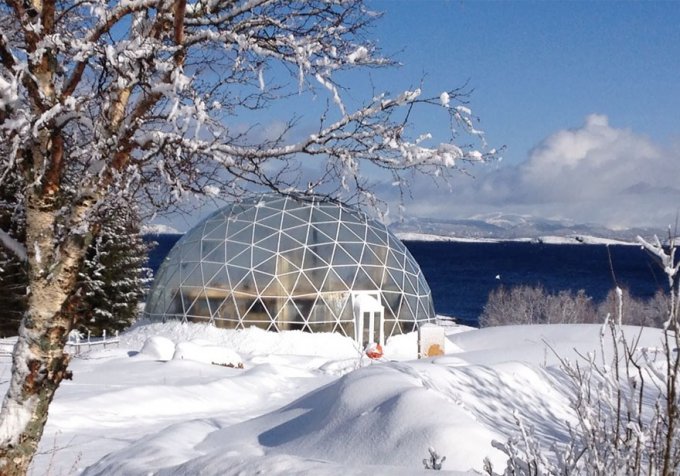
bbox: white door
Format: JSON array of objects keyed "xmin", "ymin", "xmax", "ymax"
[{"xmin": 352, "ymin": 291, "xmax": 385, "ymax": 348}]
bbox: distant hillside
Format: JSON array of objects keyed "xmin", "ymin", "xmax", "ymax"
[{"xmin": 388, "ymin": 213, "xmax": 663, "ymax": 244}]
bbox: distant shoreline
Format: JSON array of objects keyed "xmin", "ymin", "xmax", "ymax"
[
  {"xmin": 143, "ymin": 229, "xmax": 639, "ymax": 246},
  {"xmin": 393, "ymin": 231, "xmax": 638, "ymax": 246}
]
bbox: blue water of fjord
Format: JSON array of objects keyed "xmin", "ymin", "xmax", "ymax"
[{"xmin": 145, "ymin": 235, "xmax": 663, "ymax": 327}]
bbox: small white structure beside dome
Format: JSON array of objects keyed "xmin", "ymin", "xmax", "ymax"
[{"xmin": 144, "ymin": 195, "xmax": 435, "ymax": 343}]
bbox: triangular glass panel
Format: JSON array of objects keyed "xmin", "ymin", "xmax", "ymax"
[
  {"xmin": 226, "ymin": 246, "xmax": 251, "ymax": 269},
  {"xmin": 310, "ymin": 206, "xmax": 338, "ymax": 224},
  {"xmin": 331, "ymin": 245, "xmax": 357, "ymax": 266},
  {"xmin": 381, "ymin": 291, "xmax": 399, "ymax": 320},
  {"xmin": 315, "ymin": 293, "xmax": 340, "ymax": 321},
  {"xmin": 402, "ymin": 273, "xmax": 418, "ymax": 295},
  {"xmin": 344, "ymin": 222, "xmax": 367, "ymax": 241},
  {"xmin": 302, "ymin": 248, "xmax": 328, "ymax": 270},
  {"xmin": 178, "ymin": 263, "xmax": 201, "ymax": 284},
  {"xmin": 417, "ymin": 300, "xmax": 430, "ymax": 321},
  {"xmin": 253, "ymin": 203, "xmax": 278, "ymax": 221},
  {"xmin": 251, "ymin": 246, "xmax": 270, "ymax": 269},
  {"xmin": 403, "ymin": 256, "xmax": 418, "ymax": 275},
  {"xmin": 225, "ymin": 240, "xmax": 248, "ymax": 259},
  {"xmin": 404, "ymin": 295, "xmax": 418, "ymax": 319},
  {"xmin": 232, "ymin": 270, "xmax": 256, "ymax": 296},
  {"xmin": 276, "ymin": 252, "xmax": 301, "ymax": 275},
  {"xmin": 277, "ymin": 233, "xmax": 300, "ymax": 254},
  {"xmin": 321, "ymin": 268, "xmax": 350, "ymax": 293},
  {"xmin": 360, "ymin": 265, "xmax": 384, "ymax": 288},
  {"xmin": 234, "ymin": 206, "xmax": 257, "ymax": 224},
  {"xmin": 382, "ymin": 268, "xmax": 402, "ymax": 292},
  {"xmin": 309, "ymin": 223, "xmax": 337, "ymax": 245},
  {"xmin": 285, "ymin": 206, "xmax": 312, "ymax": 225},
  {"xmin": 241, "ymin": 296, "xmax": 265, "ymax": 321},
  {"xmin": 184, "ymin": 289, "xmax": 211, "ymax": 318},
  {"xmin": 261, "ymin": 276, "xmax": 285, "ymax": 298},
  {"xmin": 227, "ymin": 223, "xmax": 254, "ymax": 244},
  {"xmin": 337, "ymin": 265, "xmax": 359, "ymax": 289},
  {"xmin": 252, "ymin": 223, "xmax": 276, "ymax": 244},
  {"xmin": 366, "ymin": 226, "xmax": 388, "ymax": 246},
  {"xmin": 202, "ymin": 262, "xmax": 227, "ymax": 287},
  {"xmin": 254, "ymin": 232, "xmax": 279, "ymax": 253},
  {"xmin": 385, "ymin": 250, "xmax": 404, "ymax": 271},
  {"xmin": 360, "ymin": 248, "xmax": 382, "ymax": 266},
  {"xmin": 253, "ymin": 254, "xmax": 276, "ymax": 274},
  {"xmin": 252, "ymin": 269, "xmax": 274, "ymax": 294},
  {"xmin": 180, "ymin": 244, "xmax": 201, "ymax": 263},
  {"xmin": 364, "ymin": 245, "xmax": 387, "ymax": 266},
  {"xmin": 257, "ymin": 212, "xmax": 284, "ymax": 233},
  {"xmin": 292, "ymin": 297, "xmax": 314, "ymax": 321},
  {"xmin": 352, "ymin": 266, "xmax": 379, "ymax": 290},
  {"xmin": 274, "ymin": 298, "xmax": 302, "ymax": 329},
  {"xmin": 225, "ymin": 263, "xmax": 249, "ymax": 288},
  {"xmin": 385, "ymin": 319, "xmax": 403, "ymax": 339},
  {"xmin": 215, "ymin": 295, "xmax": 238, "ymax": 322},
  {"xmin": 338, "ymin": 242, "xmax": 364, "ymax": 262},
  {"xmin": 281, "ymin": 224, "xmax": 308, "ymax": 246},
  {"xmin": 293, "ymin": 271, "xmax": 318, "ymax": 296},
  {"xmin": 202, "ymin": 221, "xmax": 227, "ymax": 240},
  {"xmin": 202, "ymin": 241, "xmax": 225, "ymax": 264}
]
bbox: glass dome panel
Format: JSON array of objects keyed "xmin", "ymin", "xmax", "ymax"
[{"xmin": 144, "ymin": 195, "xmax": 435, "ymax": 340}]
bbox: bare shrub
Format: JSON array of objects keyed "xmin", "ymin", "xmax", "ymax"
[
  {"xmin": 481, "ymin": 284, "xmax": 669, "ymax": 328},
  {"xmin": 598, "ymin": 288, "xmax": 669, "ymax": 328},
  {"xmin": 485, "ymin": 233, "xmax": 680, "ymax": 476},
  {"xmin": 479, "ymin": 285, "xmax": 596, "ymax": 327}
]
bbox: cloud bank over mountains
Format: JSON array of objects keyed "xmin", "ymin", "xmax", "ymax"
[{"xmin": 401, "ymin": 114, "xmax": 680, "ymax": 231}]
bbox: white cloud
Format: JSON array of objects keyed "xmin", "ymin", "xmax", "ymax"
[{"xmin": 396, "ymin": 114, "xmax": 680, "ymax": 229}]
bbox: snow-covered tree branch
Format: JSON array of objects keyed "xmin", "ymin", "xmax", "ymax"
[{"xmin": 0, "ymin": 0, "xmax": 493, "ymax": 472}]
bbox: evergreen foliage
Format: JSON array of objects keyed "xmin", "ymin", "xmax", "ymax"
[
  {"xmin": 0, "ymin": 190, "xmax": 152, "ymax": 337},
  {"xmin": 76, "ymin": 202, "xmax": 153, "ymax": 335},
  {"xmin": 0, "ymin": 172, "xmax": 26, "ymax": 338}
]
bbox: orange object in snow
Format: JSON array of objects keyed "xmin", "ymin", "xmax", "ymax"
[{"xmin": 365, "ymin": 343, "xmax": 383, "ymax": 359}]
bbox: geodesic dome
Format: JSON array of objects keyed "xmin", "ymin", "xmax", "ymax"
[{"xmin": 144, "ymin": 195, "xmax": 435, "ymax": 341}]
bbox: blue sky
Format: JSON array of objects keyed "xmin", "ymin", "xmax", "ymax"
[
  {"xmin": 349, "ymin": 0, "xmax": 680, "ymax": 230},
  {"xmin": 158, "ymin": 1, "xmax": 680, "ymax": 232},
  {"xmin": 369, "ymin": 0, "xmax": 680, "ymax": 163}
]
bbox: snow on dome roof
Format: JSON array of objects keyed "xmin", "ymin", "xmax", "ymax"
[{"xmin": 144, "ymin": 195, "xmax": 435, "ymax": 340}]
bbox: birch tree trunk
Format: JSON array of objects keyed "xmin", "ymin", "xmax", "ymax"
[{"xmin": 0, "ymin": 192, "xmax": 88, "ymax": 474}]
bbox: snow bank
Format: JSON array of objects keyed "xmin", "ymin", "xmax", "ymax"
[
  {"xmin": 140, "ymin": 336, "xmax": 175, "ymax": 360},
  {"xmin": 173, "ymin": 341, "xmax": 242, "ymax": 367},
  {"xmin": 122, "ymin": 320, "xmax": 361, "ymax": 359},
  {"xmin": 13, "ymin": 321, "xmax": 667, "ymax": 475}
]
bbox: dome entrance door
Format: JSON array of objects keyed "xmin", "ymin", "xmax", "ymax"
[{"xmin": 351, "ymin": 291, "xmax": 384, "ymax": 348}]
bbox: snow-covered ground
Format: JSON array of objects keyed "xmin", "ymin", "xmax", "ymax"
[{"xmin": 0, "ymin": 320, "xmax": 665, "ymax": 475}]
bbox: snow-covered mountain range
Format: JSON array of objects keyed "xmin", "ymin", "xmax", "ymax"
[{"xmin": 389, "ymin": 213, "xmax": 664, "ymax": 245}]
